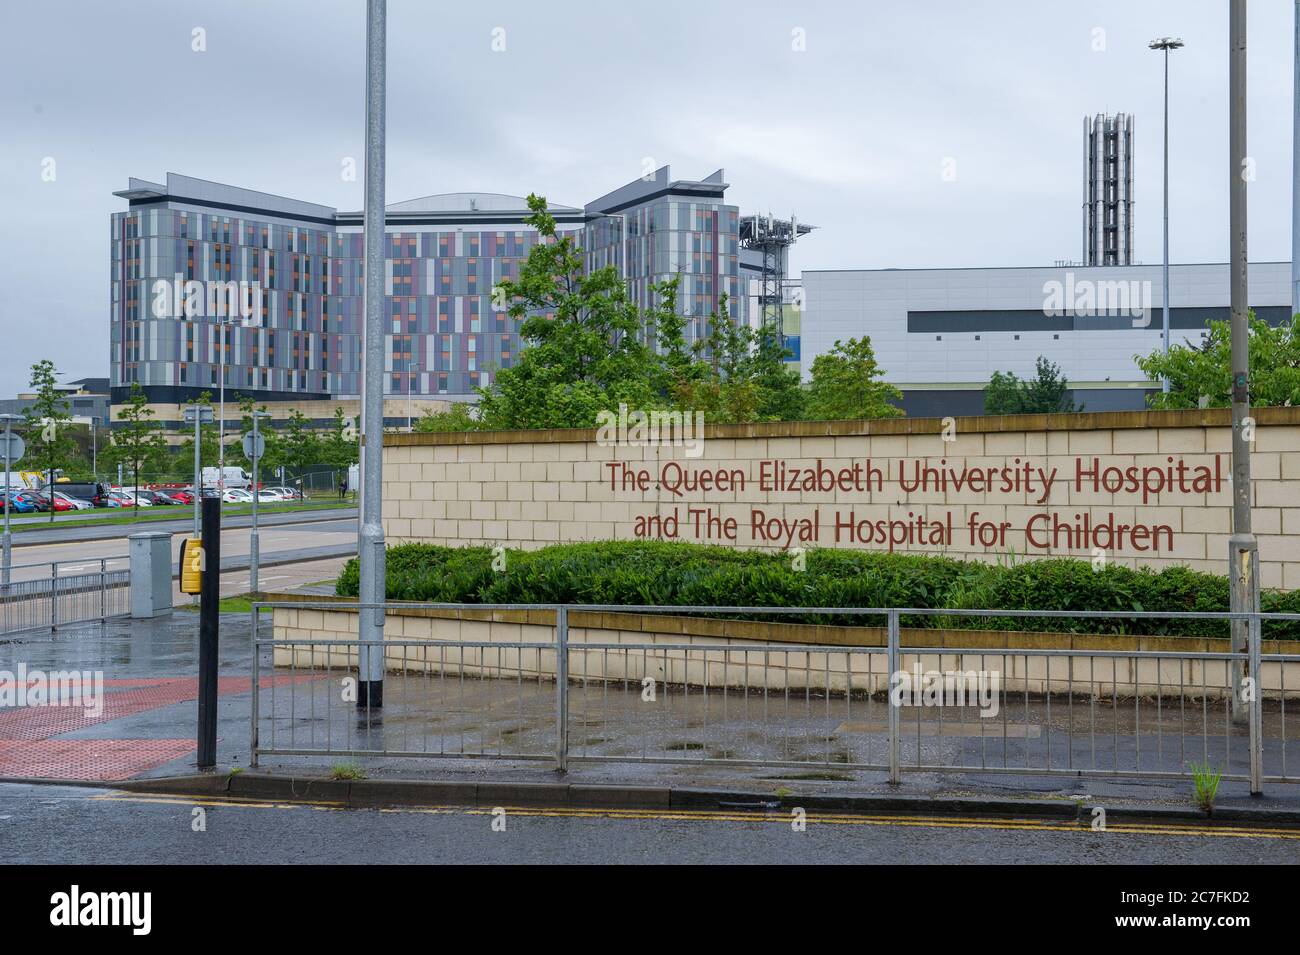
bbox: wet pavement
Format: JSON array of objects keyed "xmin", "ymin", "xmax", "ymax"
[{"xmin": 2, "ymin": 612, "xmax": 1300, "ymax": 820}]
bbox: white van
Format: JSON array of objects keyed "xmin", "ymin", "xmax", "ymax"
[{"xmin": 202, "ymin": 466, "xmax": 251, "ymax": 490}]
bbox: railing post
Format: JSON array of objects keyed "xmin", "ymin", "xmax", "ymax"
[
  {"xmin": 1249, "ymin": 608, "xmax": 1263, "ymax": 796},
  {"xmin": 50, "ymin": 561, "xmax": 57, "ymax": 631},
  {"xmin": 555, "ymin": 604, "xmax": 569, "ymax": 772},
  {"xmin": 250, "ymin": 604, "xmax": 260, "ymax": 769},
  {"xmin": 887, "ymin": 608, "xmax": 900, "ymax": 785},
  {"xmin": 99, "ymin": 558, "xmax": 106, "ymax": 621}
]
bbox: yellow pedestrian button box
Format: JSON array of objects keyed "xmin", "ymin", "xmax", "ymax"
[{"xmin": 180, "ymin": 538, "xmax": 204, "ymax": 594}]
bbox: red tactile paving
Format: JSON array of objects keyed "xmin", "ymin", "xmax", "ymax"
[
  {"xmin": 0, "ymin": 673, "xmax": 321, "ymax": 779},
  {"xmin": 0, "ymin": 739, "xmax": 197, "ymax": 781}
]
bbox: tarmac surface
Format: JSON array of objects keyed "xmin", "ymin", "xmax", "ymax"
[
  {"xmin": 3, "ymin": 781, "xmax": 1297, "ymax": 864},
  {"xmin": 2, "ymin": 612, "xmax": 1299, "ymax": 823}
]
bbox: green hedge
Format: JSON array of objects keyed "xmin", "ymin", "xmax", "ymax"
[{"xmin": 334, "ymin": 540, "xmax": 1300, "ymax": 639}]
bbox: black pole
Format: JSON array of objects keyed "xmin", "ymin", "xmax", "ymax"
[{"xmin": 196, "ymin": 496, "xmax": 221, "ymax": 769}]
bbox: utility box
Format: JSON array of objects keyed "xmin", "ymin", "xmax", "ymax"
[{"xmin": 129, "ymin": 531, "xmax": 173, "ymax": 618}]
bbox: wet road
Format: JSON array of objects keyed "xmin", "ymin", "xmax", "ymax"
[{"xmin": 1, "ymin": 784, "xmax": 1295, "ymax": 864}]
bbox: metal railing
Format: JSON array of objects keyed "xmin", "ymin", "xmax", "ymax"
[
  {"xmin": 0, "ymin": 556, "xmax": 130, "ymax": 635},
  {"xmin": 249, "ymin": 601, "xmax": 1300, "ymax": 793}
]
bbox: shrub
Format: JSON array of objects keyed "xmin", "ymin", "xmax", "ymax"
[{"xmin": 333, "ymin": 541, "xmax": 1300, "ymax": 639}]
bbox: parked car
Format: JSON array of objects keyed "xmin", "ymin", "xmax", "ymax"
[
  {"xmin": 168, "ymin": 488, "xmax": 196, "ymax": 505},
  {"xmin": 256, "ymin": 488, "xmax": 288, "ymax": 502},
  {"xmin": 222, "ymin": 488, "xmax": 254, "ymax": 503},
  {"xmin": 199, "ymin": 488, "xmax": 222, "ymax": 500},
  {"xmin": 2, "ymin": 491, "xmax": 37, "ymax": 514},
  {"xmin": 45, "ymin": 481, "xmax": 111, "ymax": 507},
  {"xmin": 135, "ymin": 489, "xmax": 178, "ymax": 506},
  {"xmin": 54, "ymin": 493, "xmax": 95, "ymax": 511},
  {"xmin": 14, "ymin": 490, "xmax": 50, "ymax": 512},
  {"xmin": 48, "ymin": 494, "xmax": 78, "ymax": 512},
  {"xmin": 106, "ymin": 490, "xmax": 141, "ymax": 507},
  {"xmin": 268, "ymin": 486, "xmax": 303, "ymax": 501}
]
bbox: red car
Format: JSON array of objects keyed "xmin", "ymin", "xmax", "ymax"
[{"xmin": 168, "ymin": 489, "xmax": 196, "ymax": 505}]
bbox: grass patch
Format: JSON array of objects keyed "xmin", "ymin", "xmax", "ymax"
[
  {"xmin": 329, "ymin": 763, "xmax": 367, "ymax": 781},
  {"xmin": 1190, "ymin": 762, "xmax": 1223, "ymax": 815},
  {"xmin": 176, "ymin": 595, "xmax": 273, "ymax": 615},
  {"xmin": 13, "ymin": 498, "xmax": 352, "ymax": 534}
]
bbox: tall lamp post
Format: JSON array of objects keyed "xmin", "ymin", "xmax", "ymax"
[
  {"xmin": 357, "ymin": 0, "xmax": 387, "ymax": 709},
  {"xmin": 1293, "ymin": 1, "xmax": 1300, "ymax": 320},
  {"xmin": 1149, "ymin": 36, "xmax": 1184, "ymax": 394}
]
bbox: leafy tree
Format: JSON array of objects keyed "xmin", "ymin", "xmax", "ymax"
[
  {"xmin": 227, "ymin": 394, "xmax": 284, "ymax": 475},
  {"xmin": 102, "ymin": 381, "xmax": 168, "ymax": 503},
  {"xmin": 175, "ymin": 391, "xmax": 221, "ymax": 480},
  {"xmin": 804, "ymin": 336, "xmax": 903, "ymax": 420},
  {"xmin": 477, "ymin": 194, "xmax": 659, "ymax": 429},
  {"xmin": 23, "ymin": 359, "xmax": 74, "ymax": 520},
  {"xmin": 279, "ymin": 409, "xmax": 321, "ymax": 474},
  {"xmin": 1136, "ymin": 313, "xmax": 1300, "ymax": 409},
  {"xmin": 984, "ymin": 356, "xmax": 1078, "ymax": 415},
  {"xmin": 748, "ymin": 321, "xmax": 805, "ymax": 421},
  {"xmin": 414, "ymin": 403, "xmax": 479, "ymax": 433},
  {"xmin": 319, "ymin": 407, "xmax": 360, "ymax": 467}
]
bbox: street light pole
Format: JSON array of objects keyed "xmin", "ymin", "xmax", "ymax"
[
  {"xmin": 1149, "ymin": 36, "xmax": 1184, "ymax": 394},
  {"xmin": 358, "ymin": 0, "xmax": 387, "ymax": 709},
  {"xmin": 1227, "ymin": 0, "xmax": 1257, "ymax": 731},
  {"xmin": 1293, "ymin": 1, "xmax": 1300, "ymax": 320},
  {"xmin": 218, "ymin": 318, "xmax": 224, "ymax": 492}
]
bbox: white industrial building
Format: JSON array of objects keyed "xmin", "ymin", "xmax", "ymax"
[{"xmin": 800, "ymin": 262, "xmax": 1293, "ymax": 417}]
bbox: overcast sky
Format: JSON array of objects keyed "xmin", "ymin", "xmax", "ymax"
[{"xmin": 0, "ymin": 0, "xmax": 1294, "ymax": 395}]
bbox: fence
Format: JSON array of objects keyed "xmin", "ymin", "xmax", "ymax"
[
  {"xmin": 0, "ymin": 556, "xmax": 131, "ymax": 635},
  {"xmin": 250, "ymin": 601, "xmax": 1300, "ymax": 793}
]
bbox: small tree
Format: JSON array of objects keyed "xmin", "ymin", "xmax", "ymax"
[
  {"xmin": 804, "ymin": 337, "xmax": 903, "ymax": 420},
  {"xmin": 1136, "ymin": 313, "xmax": 1300, "ymax": 409},
  {"xmin": 227, "ymin": 394, "xmax": 284, "ymax": 476},
  {"xmin": 23, "ymin": 359, "xmax": 74, "ymax": 521},
  {"xmin": 984, "ymin": 356, "xmax": 1078, "ymax": 415},
  {"xmin": 319, "ymin": 407, "xmax": 360, "ymax": 467},
  {"xmin": 280, "ymin": 409, "xmax": 322, "ymax": 475},
  {"xmin": 103, "ymin": 382, "xmax": 169, "ymax": 506},
  {"xmin": 175, "ymin": 390, "xmax": 221, "ymax": 482},
  {"xmin": 477, "ymin": 194, "xmax": 659, "ymax": 429}
]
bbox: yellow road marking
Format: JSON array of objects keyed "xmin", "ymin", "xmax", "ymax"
[{"xmin": 91, "ymin": 791, "xmax": 1300, "ymax": 839}]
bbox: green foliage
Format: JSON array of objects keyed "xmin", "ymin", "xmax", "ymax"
[
  {"xmin": 476, "ymin": 194, "xmax": 659, "ymax": 430},
  {"xmin": 984, "ymin": 356, "xmax": 1078, "ymax": 415},
  {"xmin": 175, "ymin": 391, "xmax": 221, "ymax": 476},
  {"xmin": 335, "ymin": 541, "xmax": 1300, "ymax": 639},
  {"xmin": 23, "ymin": 359, "xmax": 74, "ymax": 518},
  {"xmin": 101, "ymin": 382, "xmax": 169, "ymax": 493},
  {"xmin": 318, "ymin": 407, "xmax": 359, "ymax": 468},
  {"xmin": 804, "ymin": 337, "xmax": 903, "ymax": 421},
  {"xmin": 278, "ymin": 409, "xmax": 321, "ymax": 473},
  {"xmin": 226, "ymin": 394, "xmax": 283, "ymax": 473},
  {"xmin": 1189, "ymin": 762, "xmax": 1223, "ymax": 814},
  {"xmin": 413, "ymin": 403, "xmax": 479, "ymax": 433},
  {"xmin": 1137, "ymin": 313, "xmax": 1300, "ymax": 409}
]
